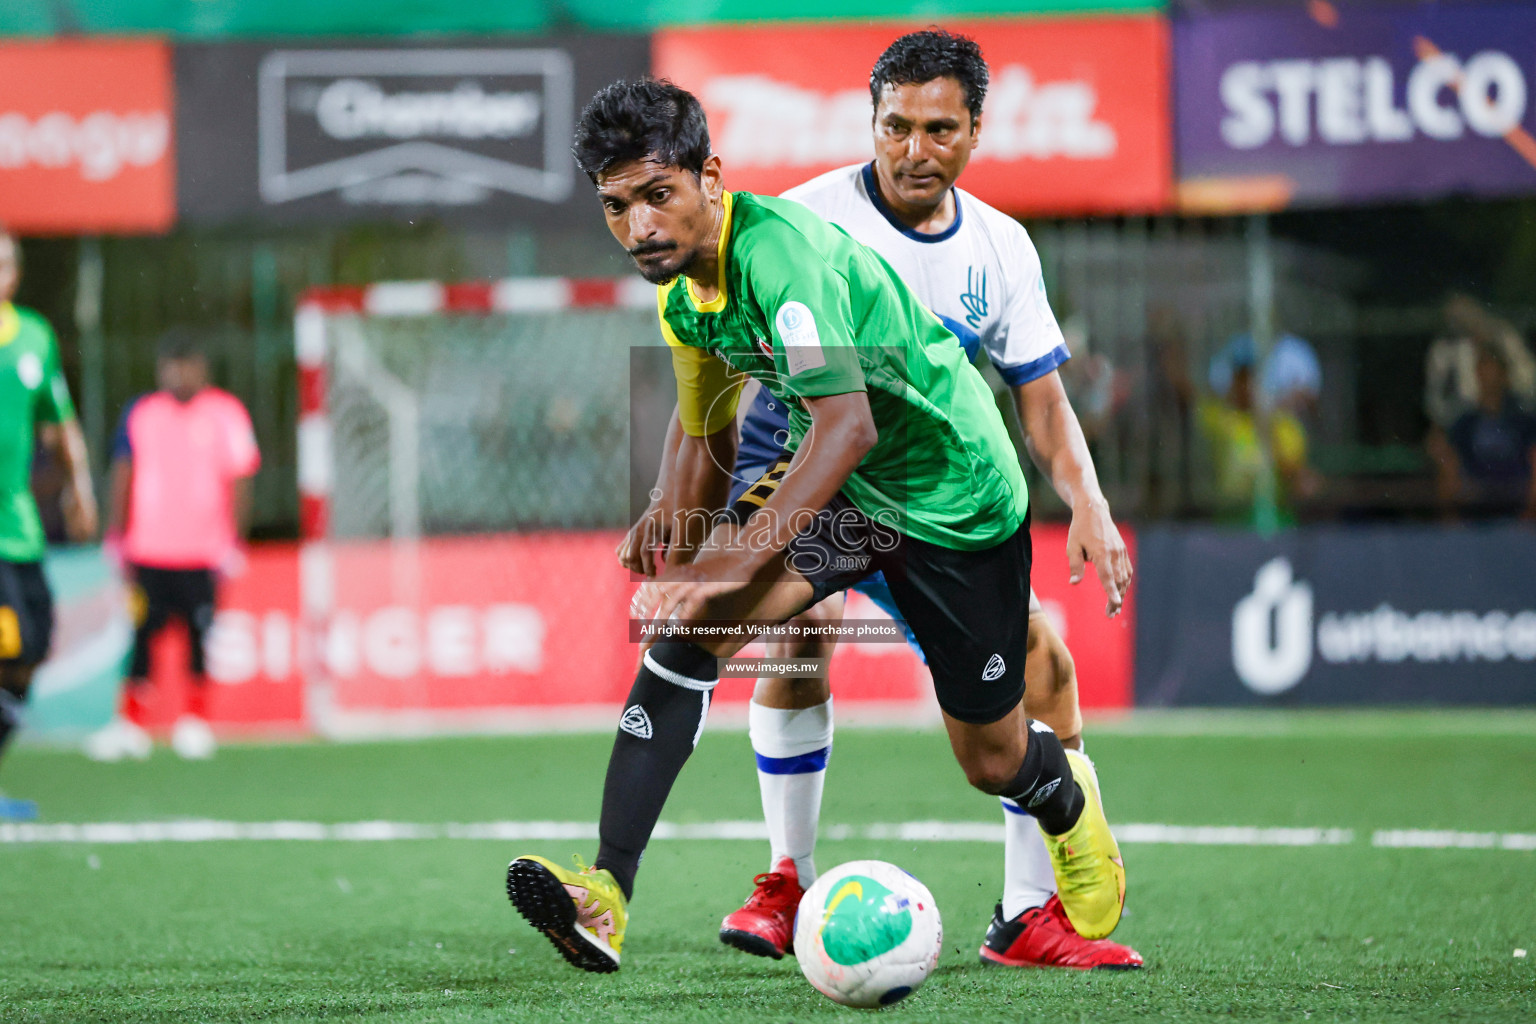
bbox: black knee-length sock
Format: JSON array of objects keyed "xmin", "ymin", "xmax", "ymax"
[{"xmin": 593, "ymin": 641, "xmax": 718, "ymax": 901}]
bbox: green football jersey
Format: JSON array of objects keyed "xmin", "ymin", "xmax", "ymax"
[
  {"xmin": 660, "ymin": 192, "xmax": 1028, "ymax": 551},
  {"xmin": 0, "ymin": 303, "xmax": 76, "ymax": 563}
]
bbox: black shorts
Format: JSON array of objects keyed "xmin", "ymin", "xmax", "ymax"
[
  {"xmin": 727, "ymin": 463, "xmax": 1033, "ymax": 725},
  {"xmin": 129, "ymin": 565, "xmax": 218, "ymax": 680},
  {"xmin": 724, "ymin": 456, "xmax": 792, "ymax": 522},
  {"xmin": 0, "ymin": 559, "xmax": 54, "ymax": 667}
]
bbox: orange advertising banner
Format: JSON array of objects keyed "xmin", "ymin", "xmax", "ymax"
[
  {"xmin": 0, "ymin": 40, "xmax": 175, "ymax": 234},
  {"xmin": 653, "ymin": 18, "xmax": 1171, "ymax": 216}
]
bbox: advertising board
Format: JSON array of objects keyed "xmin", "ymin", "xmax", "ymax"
[
  {"xmin": 1175, "ymin": 3, "xmax": 1536, "ymax": 209},
  {"xmin": 654, "ymin": 18, "xmax": 1171, "ymax": 215},
  {"xmin": 0, "ymin": 40, "xmax": 174, "ymax": 233},
  {"xmin": 1136, "ymin": 525, "xmax": 1536, "ymax": 705},
  {"xmin": 176, "ymin": 36, "xmax": 649, "ymax": 226}
]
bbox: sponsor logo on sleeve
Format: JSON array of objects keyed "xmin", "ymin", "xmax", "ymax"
[
  {"xmin": 16, "ymin": 353, "xmax": 43, "ymax": 391},
  {"xmin": 775, "ymin": 301, "xmax": 826, "ymax": 375}
]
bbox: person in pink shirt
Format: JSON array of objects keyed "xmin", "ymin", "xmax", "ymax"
[{"xmin": 87, "ymin": 330, "xmax": 258, "ymax": 761}]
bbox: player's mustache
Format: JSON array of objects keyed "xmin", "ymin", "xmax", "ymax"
[{"xmin": 628, "ymin": 241, "xmax": 678, "ymax": 258}]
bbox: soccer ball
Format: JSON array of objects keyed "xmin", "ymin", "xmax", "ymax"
[{"xmin": 793, "ymin": 860, "xmax": 943, "ymax": 1009}]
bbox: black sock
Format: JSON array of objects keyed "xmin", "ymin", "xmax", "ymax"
[
  {"xmin": 1002, "ymin": 720, "xmax": 1085, "ymax": 836},
  {"xmin": 594, "ymin": 641, "xmax": 717, "ymax": 901},
  {"xmin": 0, "ymin": 688, "xmax": 25, "ymax": 767}
]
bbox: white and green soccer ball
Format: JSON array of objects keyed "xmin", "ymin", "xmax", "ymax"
[{"xmin": 793, "ymin": 860, "xmax": 943, "ymax": 1009}]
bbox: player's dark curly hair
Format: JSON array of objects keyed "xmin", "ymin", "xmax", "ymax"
[
  {"xmin": 869, "ymin": 29, "xmax": 989, "ymax": 123},
  {"xmin": 572, "ymin": 78, "xmax": 711, "ymax": 183}
]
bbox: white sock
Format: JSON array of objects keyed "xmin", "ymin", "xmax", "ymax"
[
  {"xmin": 749, "ymin": 696, "xmax": 833, "ymax": 887},
  {"xmin": 1000, "ymin": 796, "xmax": 1057, "ymax": 919}
]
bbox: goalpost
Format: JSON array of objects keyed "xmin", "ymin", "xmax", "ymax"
[{"xmin": 293, "ymin": 277, "xmax": 659, "ymax": 737}]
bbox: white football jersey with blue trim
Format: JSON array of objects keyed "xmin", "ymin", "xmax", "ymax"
[{"xmin": 781, "ymin": 162, "xmax": 1069, "ymax": 386}]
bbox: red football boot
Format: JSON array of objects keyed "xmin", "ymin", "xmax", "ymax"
[
  {"xmin": 979, "ymin": 896, "xmax": 1144, "ymax": 970},
  {"xmin": 719, "ymin": 857, "xmax": 804, "ymax": 960}
]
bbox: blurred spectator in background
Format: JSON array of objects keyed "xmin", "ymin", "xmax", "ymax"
[
  {"xmin": 0, "ymin": 226, "xmax": 97, "ymax": 820},
  {"xmin": 1170, "ymin": 331, "xmax": 1321, "ymax": 526},
  {"xmin": 87, "ymin": 330, "xmax": 259, "ymax": 762},
  {"xmin": 1258, "ymin": 332, "xmax": 1323, "ymax": 421},
  {"xmin": 1055, "ymin": 314, "xmax": 1128, "ymax": 446},
  {"xmin": 1426, "ymin": 343, "xmax": 1536, "ymax": 521},
  {"xmin": 1139, "ymin": 307, "xmax": 1197, "ymax": 514},
  {"xmin": 1209, "ymin": 331, "xmax": 1323, "ymax": 420},
  {"xmin": 1425, "ymin": 293, "xmax": 1536, "ymax": 430}
]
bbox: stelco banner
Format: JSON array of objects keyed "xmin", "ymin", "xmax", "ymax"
[
  {"xmin": 175, "ymin": 36, "xmax": 650, "ymax": 226},
  {"xmin": 1135, "ymin": 525, "xmax": 1536, "ymax": 706},
  {"xmin": 1175, "ymin": 3, "xmax": 1536, "ymax": 210},
  {"xmin": 653, "ymin": 18, "xmax": 1171, "ymax": 215},
  {"xmin": 0, "ymin": 40, "xmax": 175, "ymax": 233}
]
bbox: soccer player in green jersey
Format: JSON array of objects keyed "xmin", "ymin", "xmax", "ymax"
[
  {"xmin": 506, "ymin": 80, "xmax": 1124, "ymax": 973},
  {"xmin": 0, "ymin": 226, "xmax": 98, "ymax": 819}
]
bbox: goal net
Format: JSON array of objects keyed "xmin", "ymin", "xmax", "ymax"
[{"xmin": 294, "ymin": 277, "xmax": 667, "ymax": 736}]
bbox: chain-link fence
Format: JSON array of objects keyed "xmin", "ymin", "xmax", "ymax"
[
  {"xmin": 1029, "ymin": 217, "xmax": 1363, "ymax": 521},
  {"xmin": 324, "ymin": 306, "xmax": 656, "ymax": 539},
  {"xmin": 28, "ymin": 214, "xmax": 1521, "ymax": 536},
  {"xmin": 315, "ymin": 220, "xmax": 1373, "ymax": 540}
]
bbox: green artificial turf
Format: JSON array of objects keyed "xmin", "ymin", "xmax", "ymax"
[{"xmin": 2, "ymin": 711, "xmax": 1533, "ymax": 1022}]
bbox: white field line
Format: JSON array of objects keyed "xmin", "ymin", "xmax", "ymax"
[
  {"xmin": 0, "ymin": 820, "xmax": 1532, "ymax": 850},
  {"xmin": 1117, "ymin": 825, "xmax": 1357, "ymax": 846},
  {"xmin": 1372, "ymin": 829, "xmax": 1536, "ymax": 851}
]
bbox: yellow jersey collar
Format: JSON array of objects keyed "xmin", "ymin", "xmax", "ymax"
[
  {"xmin": 684, "ymin": 191, "xmax": 733, "ymax": 314},
  {"xmin": 0, "ymin": 303, "xmax": 18, "ymax": 347}
]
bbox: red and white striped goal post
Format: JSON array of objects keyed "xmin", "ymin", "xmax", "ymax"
[{"xmin": 294, "ymin": 277, "xmax": 654, "ymax": 542}]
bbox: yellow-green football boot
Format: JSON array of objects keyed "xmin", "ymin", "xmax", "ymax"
[
  {"xmin": 506, "ymin": 855, "xmax": 627, "ymax": 972},
  {"xmin": 1039, "ymin": 749, "xmax": 1126, "ymax": 940}
]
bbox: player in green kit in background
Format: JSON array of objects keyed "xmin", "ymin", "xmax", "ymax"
[
  {"xmin": 505, "ymin": 79, "xmax": 1127, "ymax": 974},
  {"xmin": 0, "ymin": 226, "xmax": 98, "ymax": 819}
]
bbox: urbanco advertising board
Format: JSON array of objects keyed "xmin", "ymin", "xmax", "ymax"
[
  {"xmin": 1135, "ymin": 524, "xmax": 1536, "ymax": 706},
  {"xmin": 175, "ymin": 36, "xmax": 650, "ymax": 227}
]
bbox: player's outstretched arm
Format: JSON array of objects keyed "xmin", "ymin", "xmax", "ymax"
[
  {"xmin": 636, "ymin": 390, "xmax": 874, "ymax": 628},
  {"xmin": 735, "ymin": 390, "xmax": 875, "ymax": 571},
  {"xmin": 666, "ymin": 419, "xmax": 737, "ymax": 568},
  {"xmin": 1012, "ymin": 371, "xmax": 1131, "ymax": 616},
  {"xmin": 44, "ymin": 420, "xmax": 98, "ymax": 542},
  {"xmin": 106, "ymin": 455, "xmax": 131, "ymax": 538},
  {"xmin": 618, "ymin": 405, "xmax": 687, "ymax": 576}
]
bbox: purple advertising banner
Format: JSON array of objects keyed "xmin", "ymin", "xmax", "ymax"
[{"xmin": 1175, "ymin": 2, "xmax": 1536, "ymax": 211}]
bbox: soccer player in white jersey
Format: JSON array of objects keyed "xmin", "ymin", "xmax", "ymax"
[{"xmin": 622, "ymin": 30, "xmax": 1140, "ymax": 969}]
